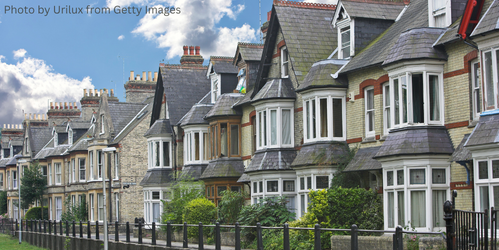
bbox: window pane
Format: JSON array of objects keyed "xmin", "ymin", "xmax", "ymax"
[
  {"xmin": 320, "ymin": 99, "xmax": 328, "ymax": 137},
  {"xmin": 285, "ymin": 196, "xmax": 295, "ymax": 213},
  {"xmin": 271, "ymin": 110, "xmax": 277, "ymax": 145},
  {"xmin": 398, "ymin": 191, "xmax": 405, "ymax": 226},
  {"xmin": 474, "ymin": 63, "xmax": 481, "ymax": 114},
  {"xmin": 432, "ymin": 169, "xmax": 446, "ymax": 184},
  {"xmin": 259, "ymin": 181, "xmax": 263, "ymax": 193},
  {"xmin": 396, "ymin": 170, "xmax": 404, "ymax": 185},
  {"xmin": 307, "ymin": 177, "xmax": 312, "ymax": 189},
  {"xmin": 494, "ymin": 186, "xmax": 499, "ymax": 209},
  {"xmin": 316, "ymin": 176, "xmax": 329, "ymax": 189},
  {"xmin": 493, "ymin": 160, "xmax": 499, "ymax": 178},
  {"xmin": 163, "ymin": 142, "xmax": 170, "ymax": 166},
  {"xmin": 306, "ymin": 101, "xmax": 310, "ymax": 140},
  {"xmin": 300, "ymin": 177, "xmax": 305, "ymax": 190},
  {"xmin": 332, "ymin": 98, "xmax": 343, "ymax": 137},
  {"xmin": 282, "ymin": 110, "xmax": 291, "ymax": 144},
  {"xmin": 480, "ymin": 186, "xmax": 489, "ymax": 212},
  {"xmin": 221, "ymin": 123, "xmax": 228, "ymax": 157},
  {"xmin": 203, "ymin": 133, "xmax": 209, "ymax": 161},
  {"xmin": 387, "ymin": 171, "xmax": 393, "ymax": 186},
  {"xmin": 312, "ymin": 100, "xmax": 316, "ymax": 138},
  {"xmin": 394, "ymin": 79, "xmax": 400, "ymax": 125},
  {"xmin": 194, "ymin": 133, "xmax": 200, "ymax": 161},
  {"xmin": 388, "ymin": 192, "xmax": 394, "ymax": 228},
  {"xmin": 484, "ymin": 52, "xmax": 495, "ymax": 108},
  {"xmin": 153, "ymin": 203, "xmax": 160, "ymax": 223},
  {"xmin": 429, "ymin": 75, "xmax": 440, "ymax": 121},
  {"xmin": 341, "ymin": 27, "xmax": 350, "ymax": 58},
  {"xmin": 411, "ymin": 191, "xmax": 426, "ymax": 227},
  {"xmin": 300, "ymin": 194, "xmax": 305, "ymax": 216},
  {"xmin": 267, "ymin": 181, "xmax": 278, "ymax": 192},
  {"xmin": 263, "ymin": 112, "xmax": 267, "ymax": 146},
  {"xmin": 479, "ymin": 161, "xmax": 488, "ymax": 179},
  {"xmin": 283, "ymin": 180, "xmax": 295, "ymax": 192},
  {"xmin": 401, "ymin": 76, "xmax": 408, "ymax": 123},
  {"xmin": 410, "ymin": 169, "xmax": 425, "ymax": 184},
  {"xmin": 231, "ymin": 125, "xmax": 239, "ymax": 155},
  {"xmin": 231, "ymin": 186, "xmax": 241, "ymax": 193},
  {"xmin": 152, "ymin": 191, "xmax": 160, "ymax": 200},
  {"xmin": 366, "ymin": 89, "xmax": 374, "ymax": 132},
  {"xmin": 384, "ymin": 84, "xmax": 391, "ymax": 129},
  {"xmin": 433, "ymin": 190, "xmax": 446, "ymax": 227},
  {"xmin": 217, "ymin": 186, "xmax": 227, "ymax": 197},
  {"xmin": 253, "ymin": 182, "xmax": 257, "ymax": 193}
]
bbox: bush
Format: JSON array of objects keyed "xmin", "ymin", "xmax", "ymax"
[
  {"xmin": 217, "ymin": 190, "xmax": 245, "ymax": 224},
  {"xmin": 61, "ymin": 196, "xmax": 87, "ymax": 222},
  {"xmin": 161, "ymin": 178, "xmax": 204, "ymax": 230},
  {"xmin": 0, "ymin": 191, "xmax": 7, "ymax": 215},
  {"xmin": 182, "ymin": 197, "xmax": 217, "ymax": 238},
  {"xmin": 25, "ymin": 206, "xmax": 49, "ymax": 220}
]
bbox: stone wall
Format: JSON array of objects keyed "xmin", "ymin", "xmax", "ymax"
[{"xmin": 331, "ymin": 235, "xmax": 446, "ymax": 250}]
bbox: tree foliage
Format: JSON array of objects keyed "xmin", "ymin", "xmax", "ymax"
[
  {"xmin": 20, "ymin": 161, "xmax": 47, "ymax": 217},
  {"xmin": 0, "ymin": 191, "xmax": 7, "ymax": 215},
  {"xmin": 61, "ymin": 196, "xmax": 88, "ymax": 222},
  {"xmin": 217, "ymin": 190, "xmax": 246, "ymax": 224},
  {"xmin": 161, "ymin": 178, "xmax": 204, "ymax": 229},
  {"xmin": 182, "ymin": 197, "xmax": 217, "ymax": 238},
  {"xmin": 24, "ymin": 206, "xmax": 49, "ymax": 220}
]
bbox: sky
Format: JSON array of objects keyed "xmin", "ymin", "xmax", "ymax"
[{"xmin": 0, "ymin": 0, "xmax": 335, "ymax": 126}]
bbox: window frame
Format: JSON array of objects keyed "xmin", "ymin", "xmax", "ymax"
[
  {"xmin": 482, "ymin": 48, "xmax": 499, "ymax": 111},
  {"xmin": 208, "ymin": 118, "xmax": 241, "ymax": 159},
  {"xmin": 183, "ymin": 127, "xmax": 208, "ymax": 165},
  {"xmin": 89, "ymin": 151, "xmax": 94, "ymax": 181},
  {"xmin": 147, "ymin": 137, "xmax": 173, "ymax": 168},
  {"xmin": 428, "ymin": 0, "xmax": 451, "ymax": 28},
  {"xmin": 254, "ymin": 101, "xmax": 294, "ymax": 150},
  {"xmin": 79, "ymin": 158, "xmax": 86, "ymax": 181},
  {"xmin": 281, "ymin": 46, "xmax": 289, "ymax": 78},
  {"xmin": 383, "ymin": 82, "xmax": 392, "ymax": 135},
  {"xmin": 364, "ymin": 86, "xmax": 375, "ymax": 138},
  {"xmin": 471, "ymin": 59, "xmax": 481, "ymax": 120},
  {"xmin": 71, "ymin": 158, "xmax": 76, "ymax": 183},
  {"xmin": 337, "ymin": 18, "xmax": 354, "ymax": 59}
]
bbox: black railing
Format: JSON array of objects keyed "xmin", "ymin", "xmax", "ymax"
[{"xmin": 0, "ymin": 218, "xmax": 446, "ymax": 250}]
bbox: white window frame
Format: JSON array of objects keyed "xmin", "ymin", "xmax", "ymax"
[
  {"xmin": 71, "ymin": 158, "xmax": 76, "ymax": 183},
  {"xmin": 386, "ymin": 62, "xmax": 445, "ymax": 130},
  {"xmin": 148, "ymin": 137, "xmax": 173, "ymax": 168},
  {"xmin": 0, "ymin": 173, "xmax": 3, "ymax": 189},
  {"xmin": 55, "ymin": 197, "xmax": 62, "ymax": 221},
  {"xmin": 183, "ymin": 127, "xmax": 208, "ymax": 165},
  {"xmin": 68, "ymin": 128, "xmax": 73, "ymax": 145},
  {"xmin": 89, "ymin": 194, "xmax": 95, "ymax": 221},
  {"xmin": 383, "ymin": 82, "xmax": 392, "ymax": 135},
  {"xmin": 471, "ymin": 59, "xmax": 481, "ymax": 120},
  {"xmin": 428, "ymin": 0, "xmax": 451, "ymax": 28},
  {"xmin": 302, "ymin": 89, "xmax": 347, "ymax": 143},
  {"xmin": 79, "ymin": 158, "xmax": 86, "ymax": 182},
  {"xmin": 143, "ymin": 188, "xmax": 169, "ymax": 223},
  {"xmin": 254, "ymin": 101, "xmax": 295, "ymax": 150},
  {"xmin": 383, "ymin": 161, "xmax": 450, "ymax": 232},
  {"xmin": 100, "ymin": 115, "xmax": 105, "ymax": 134},
  {"xmin": 365, "ymin": 86, "xmax": 375, "ymax": 138},
  {"xmin": 114, "ymin": 152, "xmax": 119, "ymax": 180},
  {"xmin": 48, "ymin": 164, "xmax": 52, "ymax": 185},
  {"xmin": 55, "ymin": 163, "xmax": 61, "ymax": 185},
  {"xmin": 474, "ymin": 157, "xmax": 499, "ymax": 212},
  {"xmin": 89, "ymin": 151, "xmax": 94, "ymax": 181},
  {"xmin": 49, "ymin": 198, "xmax": 52, "ymax": 220},
  {"xmin": 97, "ymin": 193, "xmax": 104, "ymax": 221},
  {"xmin": 115, "ymin": 193, "xmax": 119, "ymax": 222},
  {"xmin": 250, "ymin": 172, "xmax": 297, "ymax": 216},
  {"xmin": 97, "ymin": 150, "xmax": 103, "ymax": 180},
  {"xmin": 337, "ymin": 19, "xmax": 354, "ymax": 59},
  {"xmin": 281, "ymin": 46, "xmax": 289, "ymax": 78},
  {"xmin": 210, "ymin": 73, "xmax": 221, "ymax": 103},
  {"xmin": 12, "ymin": 171, "xmax": 17, "ymax": 189},
  {"xmin": 482, "ymin": 47, "xmax": 499, "ymax": 111}
]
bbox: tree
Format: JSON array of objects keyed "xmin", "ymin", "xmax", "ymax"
[
  {"xmin": 20, "ymin": 161, "xmax": 47, "ymax": 219},
  {"xmin": 0, "ymin": 191, "xmax": 7, "ymax": 215},
  {"xmin": 161, "ymin": 176, "xmax": 204, "ymax": 228},
  {"xmin": 218, "ymin": 190, "xmax": 246, "ymax": 224}
]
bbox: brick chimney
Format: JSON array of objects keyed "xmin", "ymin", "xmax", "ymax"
[{"xmin": 180, "ymin": 45, "xmax": 204, "ymax": 65}]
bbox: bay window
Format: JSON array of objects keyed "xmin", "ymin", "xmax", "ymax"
[
  {"xmin": 209, "ymin": 120, "xmax": 240, "ymax": 159},
  {"xmin": 303, "ymin": 90, "xmax": 346, "ymax": 142},
  {"xmin": 184, "ymin": 128, "xmax": 209, "ymax": 164},
  {"xmin": 79, "ymin": 158, "xmax": 86, "ymax": 181},
  {"xmin": 147, "ymin": 137, "xmax": 172, "ymax": 168},
  {"xmin": 55, "ymin": 163, "xmax": 61, "ymax": 184},
  {"xmin": 384, "ymin": 164, "xmax": 449, "ymax": 231},
  {"xmin": 482, "ymin": 48, "xmax": 499, "ymax": 110},
  {"xmin": 365, "ymin": 87, "xmax": 375, "ymax": 138},
  {"xmin": 475, "ymin": 158, "xmax": 499, "ymax": 212},
  {"xmin": 144, "ymin": 189, "xmax": 169, "ymax": 223},
  {"xmin": 97, "ymin": 151, "xmax": 103, "ymax": 179},
  {"xmin": 251, "ymin": 174, "xmax": 297, "ymax": 214},
  {"xmin": 387, "ymin": 65, "xmax": 444, "ymax": 128},
  {"xmin": 255, "ymin": 102, "xmax": 294, "ymax": 150},
  {"xmin": 89, "ymin": 151, "xmax": 93, "ymax": 180}
]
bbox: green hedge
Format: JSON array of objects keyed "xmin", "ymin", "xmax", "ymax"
[
  {"xmin": 25, "ymin": 206, "xmax": 49, "ymax": 221},
  {"xmin": 182, "ymin": 198, "xmax": 216, "ymax": 238}
]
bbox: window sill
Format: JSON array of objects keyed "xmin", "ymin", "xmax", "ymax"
[{"xmin": 362, "ymin": 137, "xmax": 376, "ymax": 143}]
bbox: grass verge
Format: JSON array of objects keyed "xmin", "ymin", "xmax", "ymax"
[{"xmin": 0, "ymin": 234, "xmax": 48, "ymax": 250}]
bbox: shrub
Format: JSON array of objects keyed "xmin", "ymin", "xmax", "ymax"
[
  {"xmin": 161, "ymin": 178, "xmax": 204, "ymax": 231},
  {"xmin": 61, "ymin": 196, "xmax": 87, "ymax": 222},
  {"xmin": 0, "ymin": 191, "xmax": 7, "ymax": 215},
  {"xmin": 182, "ymin": 197, "xmax": 217, "ymax": 238},
  {"xmin": 217, "ymin": 190, "xmax": 245, "ymax": 224},
  {"xmin": 25, "ymin": 206, "xmax": 49, "ymax": 221}
]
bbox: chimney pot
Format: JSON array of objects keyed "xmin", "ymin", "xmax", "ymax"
[
  {"xmin": 267, "ymin": 11, "xmax": 271, "ymax": 21},
  {"xmin": 95, "ymin": 89, "xmax": 99, "ymax": 97},
  {"xmin": 148, "ymin": 71, "xmax": 152, "ymax": 81},
  {"xmin": 60, "ymin": 102, "xmax": 63, "ymax": 109},
  {"xmin": 83, "ymin": 89, "xmax": 87, "ymax": 97},
  {"xmin": 195, "ymin": 46, "xmax": 200, "ymax": 55},
  {"xmin": 111, "ymin": 89, "xmax": 114, "ymax": 97},
  {"xmin": 73, "ymin": 102, "xmax": 77, "ymax": 109},
  {"xmin": 3, "ymin": 124, "xmax": 5, "ymax": 129},
  {"xmin": 130, "ymin": 71, "xmax": 134, "ymax": 80},
  {"xmin": 136, "ymin": 74, "xmax": 140, "ymax": 80},
  {"xmin": 142, "ymin": 71, "xmax": 146, "ymax": 81},
  {"xmin": 100, "ymin": 89, "xmax": 103, "ymax": 96},
  {"xmin": 154, "ymin": 72, "xmax": 158, "ymax": 82},
  {"xmin": 69, "ymin": 103, "xmax": 73, "ymax": 109},
  {"xmin": 183, "ymin": 46, "xmax": 188, "ymax": 55},
  {"xmin": 89, "ymin": 89, "xmax": 93, "ymax": 96},
  {"xmin": 189, "ymin": 46, "xmax": 195, "ymax": 55},
  {"xmin": 64, "ymin": 102, "xmax": 68, "ymax": 109},
  {"xmin": 24, "ymin": 113, "xmax": 27, "ymax": 120},
  {"xmin": 8, "ymin": 124, "xmax": 10, "ymax": 129}
]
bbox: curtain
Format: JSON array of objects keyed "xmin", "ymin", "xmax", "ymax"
[
  {"xmin": 429, "ymin": 75, "xmax": 440, "ymax": 121},
  {"xmin": 332, "ymin": 99, "xmax": 343, "ymax": 137},
  {"xmin": 401, "ymin": 76, "xmax": 408, "ymax": 123},
  {"xmin": 231, "ymin": 125, "xmax": 239, "ymax": 155},
  {"xmin": 411, "ymin": 191, "xmax": 426, "ymax": 227},
  {"xmin": 311, "ymin": 101, "xmax": 316, "ymax": 138},
  {"xmin": 388, "ymin": 192, "xmax": 395, "ymax": 228},
  {"xmin": 484, "ymin": 52, "xmax": 494, "ymax": 107},
  {"xmin": 410, "ymin": 169, "xmax": 425, "ymax": 184},
  {"xmin": 282, "ymin": 110, "xmax": 291, "ymax": 144},
  {"xmin": 432, "ymin": 169, "xmax": 446, "ymax": 184},
  {"xmin": 271, "ymin": 110, "xmax": 277, "ymax": 145},
  {"xmin": 320, "ymin": 99, "xmax": 328, "ymax": 137},
  {"xmin": 432, "ymin": 190, "xmax": 446, "ymax": 228},
  {"xmin": 480, "ymin": 186, "xmax": 489, "ymax": 212},
  {"xmin": 153, "ymin": 203, "xmax": 160, "ymax": 223},
  {"xmin": 398, "ymin": 191, "xmax": 405, "ymax": 227}
]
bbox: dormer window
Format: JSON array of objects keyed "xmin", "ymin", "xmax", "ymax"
[
  {"xmin": 68, "ymin": 129, "xmax": 73, "ymax": 145},
  {"xmin": 53, "ymin": 132, "xmax": 58, "ymax": 147},
  {"xmin": 340, "ymin": 26, "xmax": 351, "ymax": 58},
  {"xmin": 147, "ymin": 137, "xmax": 172, "ymax": 168},
  {"xmin": 211, "ymin": 74, "xmax": 220, "ymax": 103},
  {"xmin": 100, "ymin": 115, "xmax": 105, "ymax": 134},
  {"xmin": 335, "ymin": 7, "xmax": 353, "ymax": 59},
  {"xmin": 429, "ymin": 0, "xmax": 451, "ymax": 27},
  {"xmin": 281, "ymin": 47, "xmax": 289, "ymax": 78}
]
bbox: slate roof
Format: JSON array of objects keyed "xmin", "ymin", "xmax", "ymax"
[
  {"xmin": 236, "ymin": 43, "xmax": 264, "ymax": 62},
  {"xmin": 0, "ymin": 158, "xmax": 10, "ymax": 168},
  {"xmin": 274, "ymin": 5, "xmax": 337, "ymax": 84},
  {"xmin": 68, "ymin": 120, "xmax": 92, "ymax": 130},
  {"xmin": 237, "ymin": 173, "xmax": 250, "ymax": 183},
  {"xmin": 291, "ymin": 141, "xmax": 350, "ymax": 168},
  {"xmin": 465, "ymin": 113, "xmax": 499, "ymax": 147},
  {"xmin": 139, "ymin": 168, "xmax": 174, "ymax": 187},
  {"xmin": 339, "ymin": 0, "xmax": 405, "ymax": 20},
  {"xmin": 204, "ymin": 93, "xmax": 243, "ymax": 119},
  {"xmin": 210, "ymin": 57, "xmax": 238, "ymax": 74},
  {"xmin": 200, "ymin": 158, "xmax": 245, "ymax": 179},
  {"xmin": 144, "ymin": 119, "xmax": 172, "ymax": 137},
  {"xmin": 471, "ymin": 0, "xmax": 499, "ymax": 37},
  {"xmin": 343, "ymin": 146, "xmax": 382, "ymax": 172},
  {"xmin": 179, "ymin": 164, "xmax": 208, "ymax": 181},
  {"xmin": 68, "ymin": 138, "xmax": 89, "ymax": 152},
  {"xmin": 343, "ymin": 0, "xmax": 430, "ymax": 73},
  {"xmin": 245, "ymin": 149, "xmax": 297, "ymax": 173},
  {"xmin": 374, "ymin": 126, "xmax": 454, "ymax": 158},
  {"xmin": 252, "ymin": 78, "xmax": 296, "ymax": 103},
  {"xmin": 434, "ymin": 17, "xmax": 462, "ymax": 46},
  {"xmin": 232, "ymin": 89, "xmax": 254, "ymax": 107},
  {"xmin": 108, "ymin": 102, "xmax": 148, "ymax": 136},
  {"xmin": 383, "ymin": 28, "xmax": 447, "ymax": 65},
  {"xmin": 452, "ymin": 134, "xmax": 472, "ymax": 162},
  {"xmin": 161, "ymin": 65, "xmax": 211, "ymax": 125},
  {"xmin": 6, "ymin": 155, "xmax": 22, "ymax": 166},
  {"xmin": 179, "ymin": 104, "xmax": 213, "ymax": 126},
  {"xmin": 296, "ymin": 60, "xmax": 348, "ymax": 92}
]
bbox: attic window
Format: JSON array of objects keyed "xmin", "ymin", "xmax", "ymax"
[
  {"xmin": 281, "ymin": 47, "xmax": 289, "ymax": 78},
  {"xmin": 340, "ymin": 26, "xmax": 351, "ymax": 59},
  {"xmin": 430, "ymin": 0, "xmax": 450, "ymax": 27},
  {"xmin": 68, "ymin": 129, "xmax": 73, "ymax": 145},
  {"xmin": 100, "ymin": 115, "xmax": 105, "ymax": 134}
]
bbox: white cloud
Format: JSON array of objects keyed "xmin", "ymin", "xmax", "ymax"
[
  {"xmin": 0, "ymin": 51, "xmax": 94, "ymax": 124},
  {"xmin": 13, "ymin": 49, "xmax": 27, "ymax": 60},
  {"xmin": 127, "ymin": 0, "xmax": 256, "ymax": 58},
  {"xmin": 118, "ymin": 35, "xmax": 125, "ymax": 40}
]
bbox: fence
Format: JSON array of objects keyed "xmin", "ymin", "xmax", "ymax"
[{"xmin": 0, "ymin": 218, "xmax": 446, "ymax": 250}]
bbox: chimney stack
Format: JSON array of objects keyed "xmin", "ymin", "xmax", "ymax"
[
  {"xmin": 183, "ymin": 46, "xmax": 188, "ymax": 55},
  {"xmin": 111, "ymin": 89, "xmax": 114, "ymax": 97},
  {"xmin": 189, "ymin": 46, "xmax": 194, "ymax": 55},
  {"xmin": 180, "ymin": 46, "xmax": 204, "ymax": 65},
  {"xmin": 64, "ymin": 102, "xmax": 68, "ymax": 109},
  {"xmin": 195, "ymin": 46, "xmax": 200, "ymax": 55},
  {"xmin": 154, "ymin": 72, "xmax": 158, "ymax": 81},
  {"xmin": 130, "ymin": 71, "xmax": 134, "ymax": 80},
  {"xmin": 142, "ymin": 71, "xmax": 146, "ymax": 81},
  {"xmin": 148, "ymin": 71, "xmax": 152, "ymax": 81}
]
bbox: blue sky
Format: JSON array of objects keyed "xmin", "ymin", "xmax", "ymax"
[{"xmin": 0, "ymin": 0, "xmax": 332, "ymax": 125}]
